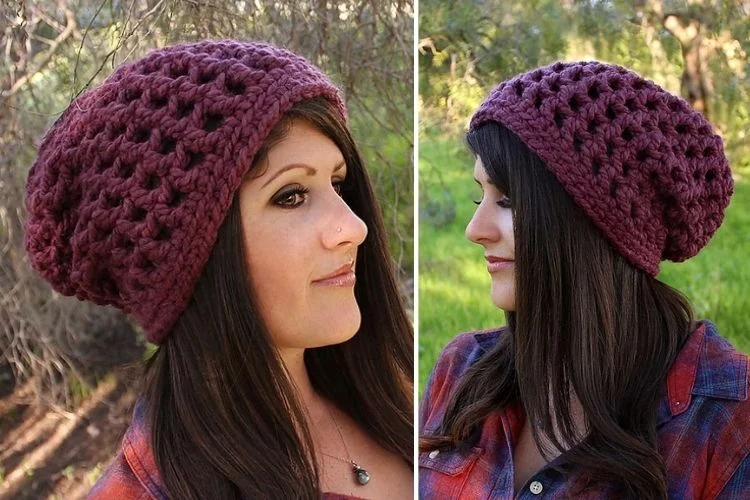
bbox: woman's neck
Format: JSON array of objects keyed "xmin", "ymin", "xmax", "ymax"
[{"xmin": 278, "ymin": 347, "xmax": 321, "ymax": 410}]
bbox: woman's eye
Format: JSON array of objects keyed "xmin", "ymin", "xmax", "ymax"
[
  {"xmin": 273, "ymin": 187, "xmax": 309, "ymax": 208},
  {"xmin": 473, "ymin": 186, "xmax": 483, "ymax": 205},
  {"xmin": 473, "ymin": 195, "xmax": 512, "ymax": 208},
  {"xmin": 333, "ymin": 180, "xmax": 344, "ymax": 197}
]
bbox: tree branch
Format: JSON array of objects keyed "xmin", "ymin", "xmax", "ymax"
[{"xmin": 1, "ymin": 7, "xmax": 77, "ymax": 100}]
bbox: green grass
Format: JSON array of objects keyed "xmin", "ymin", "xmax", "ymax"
[{"xmin": 418, "ymin": 129, "xmax": 750, "ymax": 392}]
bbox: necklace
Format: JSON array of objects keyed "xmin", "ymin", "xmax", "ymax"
[{"xmin": 321, "ymin": 404, "xmax": 370, "ymax": 486}]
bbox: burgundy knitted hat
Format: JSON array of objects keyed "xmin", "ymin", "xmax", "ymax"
[
  {"xmin": 470, "ymin": 60, "xmax": 734, "ymax": 277},
  {"xmin": 24, "ymin": 39, "xmax": 347, "ymax": 344}
]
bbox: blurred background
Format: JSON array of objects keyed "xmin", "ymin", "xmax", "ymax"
[
  {"xmin": 0, "ymin": 1, "xmax": 412, "ymax": 498},
  {"xmin": 419, "ymin": 0, "xmax": 750, "ymax": 390}
]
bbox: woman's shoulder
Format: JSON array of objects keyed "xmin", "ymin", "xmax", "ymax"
[
  {"xmin": 87, "ymin": 448, "xmax": 156, "ymax": 500},
  {"xmin": 434, "ymin": 326, "xmax": 505, "ymax": 374},
  {"xmin": 684, "ymin": 320, "xmax": 748, "ymax": 405},
  {"xmin": 420, "ymin": 326, "xmax": 506, "ymax": 417},
  {"xmin": 690, "ymin": 320, "xmax": 749, "ymax": 424},
  {"xmin": 87, "ymin": 399, "xmax": 167, "ymax": 500},
  {"xmin": 660, "ymin": 320, "xmax": 750, "ymax": 498}
]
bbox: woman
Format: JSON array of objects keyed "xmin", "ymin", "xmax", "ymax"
[
  {"xmin": 24, "ymin": 40, "xmax": 413, "ymax": 499},
  {"xmin": 419, "ymin": 61, "xmax": 749, "ymax": 499}
]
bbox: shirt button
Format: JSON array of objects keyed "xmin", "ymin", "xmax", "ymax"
[
  {"xmin": 529, "ymin": 481, "xmax": 544, "ymax": 495},
  {"xmin": 428, "ymin": 450, "xmax": 440, "ymax": 459}
]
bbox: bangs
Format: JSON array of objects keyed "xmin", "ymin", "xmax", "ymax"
[{"xmin": 466, "ymin": 122, "xmax": 514, "ymax": 197}]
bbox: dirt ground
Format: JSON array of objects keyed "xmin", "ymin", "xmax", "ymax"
[{"xmin": 0, "ymin": 367, "xmax": 140, "ymax": 500}]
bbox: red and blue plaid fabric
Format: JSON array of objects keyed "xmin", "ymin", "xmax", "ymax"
[
  {"xmin": 420, "ymin": 321, "xmax": 750, "ymax": 499},
  {"xmin": 88, "ymin": 399, "xmax": 368, "ymax": 499}
]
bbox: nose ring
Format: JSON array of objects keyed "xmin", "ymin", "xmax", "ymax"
[{"xmin": 337, "ymin": 226, "xmax": 342, "ymax": 233}]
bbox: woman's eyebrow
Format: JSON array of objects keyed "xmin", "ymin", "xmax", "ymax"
[
  {"xmin": 262, "ymin": 160, "xmax": 346, "ymax": 188},
  {"xmin": 262, "ymin": 163, "xmax": 317, "ymax": 188},
  {"xmin": 474, "ymin": 177, "xmax": 495, "ymax": 186},
  {"xmin": 332, "ymin": 161, "xmax": 346, "ymax": 174}
]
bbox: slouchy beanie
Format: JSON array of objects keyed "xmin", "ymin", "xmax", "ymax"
[
  {"xmin": 24, "ymin": 39, "xmax": 347, "ymax": 344},
  {"xmin": 470, "ymin": 60, "xmax": 733, "ymax": 276}
]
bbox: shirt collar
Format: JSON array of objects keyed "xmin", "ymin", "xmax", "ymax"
[
  {"xmin": 122, "ymin": 399, "xmax": 167, "ymax": 497},
  {"xmin": 658, "ymin": 320, "xmax": 748, "ymax": 425}
]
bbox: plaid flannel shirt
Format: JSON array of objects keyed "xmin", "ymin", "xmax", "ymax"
[
  {"xmin": 419, "ymin": 320, "xmax": 750, "ymax": 499},
  {"xmin": 88, "ymin": 399, "xmax": 366, "ymax": 499}
]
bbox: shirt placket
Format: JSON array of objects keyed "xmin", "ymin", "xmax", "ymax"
[
  {"xmin": 486, "ymin": 403, "xmax": 569, "ymax": 499},
  {"xmin": 514, "ymin": 467, "xmax": 565, "ymax": 499},
  {"xmin": 485, "ymin": 407, "xmax": 521, "ymax": 499}
]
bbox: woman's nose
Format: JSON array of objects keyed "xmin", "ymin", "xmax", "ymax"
[
  {"xmin": 323, "ymin": 194, "xmax": 368, "ymax": 249},
  {"xmin": 465, "ymin": 201, "xmax": 500, "ymax": 245}
]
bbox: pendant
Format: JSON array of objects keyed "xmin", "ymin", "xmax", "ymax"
[{"xmin": 351, "ymin": 462, "xmax": 370, "ymax": 485}]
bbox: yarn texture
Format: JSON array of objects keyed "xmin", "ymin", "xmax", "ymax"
[
  {"xmin": 470, "ymin": 60, "xmax": 734, "ymax": 276},
  {"xmin": 24, "ymin": 39, "xmax": 346, "ymax": 344}
]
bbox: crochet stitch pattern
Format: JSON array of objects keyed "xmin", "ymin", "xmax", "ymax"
[
  {"xmin": 470, "ymin": 60, "xmax": 734, "ymax": 276},
  {"xmin": 24, "ymin": 40, "xmax": 346, "ymax": 344}
]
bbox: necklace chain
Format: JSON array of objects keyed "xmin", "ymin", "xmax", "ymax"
[
  {"xmin": 320, "ymin": 403, "xmax": 370, "ymax": 485},
  {"xmin": 321, "ymin": 451, "xmax": 357, "ymax": 468},
  {"xmin": 324, "ymin": 403, "xmax": 353, "ymax": 463}
]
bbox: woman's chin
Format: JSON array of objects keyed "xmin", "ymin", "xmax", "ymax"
[
  {"xmin": 491, "ymin": 287, "xmax": 515, "ymax": 312},
  {"xmin": 312, "ymin": 308, "xmax": 362, "ymax": 348}
]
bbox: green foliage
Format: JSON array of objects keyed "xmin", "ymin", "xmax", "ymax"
[
  {"xmin": 419, "ymin": 130, "xmax": 505, "ymax": 390},
  {"xmin": 67, "ymin": 376, "xmax": 94, "ymax": 409},
  {"xmin": 350, "ymin": 110, "xmax": 414, "ymax": 273},
  {"xmin": 62, "ymin": 464, "xmax": 76, "ymax": 481},
  {"xmin": 419, "ymin": 0, "xmax": 572, "ymax": 124},
  {"xmin": 419, "ymin": 0, "xmax": 750, "ymax": 163},
  {"xmin": 85, "ymin": 462, "xmax": 105, "ymax": 486}
]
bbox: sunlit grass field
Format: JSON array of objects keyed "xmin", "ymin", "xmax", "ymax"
[{"xmin": 418, "ymin": 129, "xmax": 750, "ymax": 392}]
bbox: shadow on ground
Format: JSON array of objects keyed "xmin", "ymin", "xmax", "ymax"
[{"xmin": 0, "ymin": 365, "xmax": 140, "ymax": 500}]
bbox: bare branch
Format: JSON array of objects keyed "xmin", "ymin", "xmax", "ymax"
[{"xmin": 1, "ymin": 7, "xmax": 77, "ymax": 100}]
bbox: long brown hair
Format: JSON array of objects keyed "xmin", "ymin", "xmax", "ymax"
[
  {"xmin": 421, "ymin": 121, "xmax": 694, "ymax": 499},
  {"xmin": 144, "ymin": 97, "xmax": 413, "ymax": 499}
]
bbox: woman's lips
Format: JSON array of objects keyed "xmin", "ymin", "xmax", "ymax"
[
  {"xmin": 486, "ymin": 256, "xmax": 514, "ymax": 273},
  {"xmin": 312, "ymin": 263, "xmax": 356, "ymax": 287}
]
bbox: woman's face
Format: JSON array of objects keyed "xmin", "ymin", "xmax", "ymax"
[
  {"xmin": 465, "ymin": 156, "xmax": 516, "ymax": 311},
  {"xmin": 239, "ymin": 119, "xmax": 368, "ymax": 351}
]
